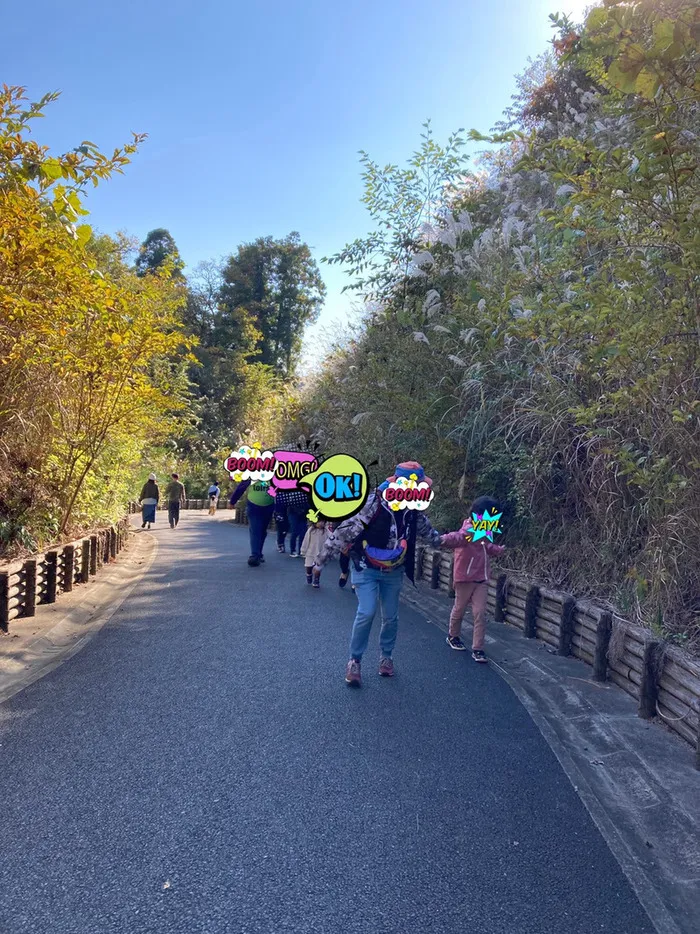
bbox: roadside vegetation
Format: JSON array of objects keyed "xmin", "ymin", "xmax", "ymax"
[
  {"xmin": 0, "ymin": 86, "xmax": 322, "ymax": 553},
  {"xmin": 294, "ymin": 0, "xmax": 700, "ymax": 648}
]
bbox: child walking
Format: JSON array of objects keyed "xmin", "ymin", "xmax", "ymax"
[
  {"xmin": 301, "ymin": 520, "xmax": 328, "ymax": 589},
  {"xmin": 440, "ymin": 496, "xmax": 505, "ymax": 662}
]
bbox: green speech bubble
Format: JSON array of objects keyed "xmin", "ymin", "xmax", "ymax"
[{"xmin": 298, "ymin": 454, "xmax": 369, "ymax": 522}]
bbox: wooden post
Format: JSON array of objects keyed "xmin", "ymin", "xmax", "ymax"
[
  {"xmin": 110, "ymin": 527, "xmax": 117, "ymax": 560},
  {"xmin": 558, "ymin": 596, "xmax": 576, "ymax": 657},
  {"xmin": 494, "ymin": 574, "xmax": 507, "ymax": 623},
  {"xmin": 90, "ymin": 535, "xmax": 98, "ymax": 576},
  {"xmin": 416, "ymin": 546, "xmax": 424, "ymax": 581},
  {"xmin": 0, "ymin": 571, "xmax": 9, "ymax": 632},
  {"xmin": 593, "ymin": 611, "xmax": 612, "ymax": 682},
  {"xmin": 430, "ymin": 553, "xmax": 440, "ymax": 590},
  {"xmin": 524, "ymin": 584, "xmax": 539, "ymax": 638},
  {"xmin": 62, "ymin": 545, "xmax": 75, "ymax": 593},
  {"xmin": 45, "ymin": 551, "xmax": 58, "ymax": 603},
  {"xmin": 639, "ymin": 639, "xmax": 661, "ymax": 720},
  {"xmin": 23, "ymin": 559, "xmax": 37, "ymax": 617},
  {"xmin": 81, "ymin": 539, "xmax": 90, "ymax": 582}
]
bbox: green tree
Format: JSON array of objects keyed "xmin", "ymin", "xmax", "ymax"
[
  {"xmin": 218, "ymin": 232, "xmax": 325, "ymax": 377},
  {"xmin": 135, "ymin": 227, "xmax": 184, "ymax": 278},
  {"xmin": 294, "ymin": 1, "xmax": 700, "ymax": 646}
]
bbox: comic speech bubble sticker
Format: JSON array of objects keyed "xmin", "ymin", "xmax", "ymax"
[
  {"xmin": 223, "ymin": 445, "xmax": 276, "ymax": 484},
  {"xmin": 271, "ymin": 451, "xmax": 318, "ymax": 491},
  {"xmin": 381, "ymin": 476, "xmax": 434, "ymax": 512},
  {"xmin": 467, "ymin": 509, "xmax": 503, "ymax": 542},
  {"xmin": 298, "ymin": 454, "xmax": 369, "ymax": 522}
]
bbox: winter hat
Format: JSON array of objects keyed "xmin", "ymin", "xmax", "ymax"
[
  {"xmin": 386, "ymin": 461, "xmax": 432, "ymax": 486},
  {"xmin": 378, "ymin": 461, "xmax": 433, "ymax": 494},
  {"xmin": 148, "ymin": 473, "xmax": 156, "ymax": 481}
]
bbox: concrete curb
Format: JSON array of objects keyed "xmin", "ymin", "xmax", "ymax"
[
  {"xmin": 0, "ymin": 532, "xmax": 158, "ymax": 704},
  {"xmin": 402, "ymin": 584, "xmax": 699, "ymax": 934}
]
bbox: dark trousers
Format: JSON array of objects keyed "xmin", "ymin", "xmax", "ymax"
[
  {"xmin": 248, "ymin": 502, "xmax": 274, "ymax": 559},
  {"xmin": 288, "ymin": 511, "xmax": 307, "ymax": 554},
  {"xmin": 275, "ymin": 513, "xmax": 289, "ymax": 548},
  {"xmin": 339, "ymin": 552, "xmax": 350, "ymax": 575},
  {"xmin": 168, "ymin": 502, "xmax": 181, "ymax": 528}
]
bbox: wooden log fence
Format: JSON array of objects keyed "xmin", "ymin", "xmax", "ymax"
[
  {"xmin": 415, "ymin": 546, "xmax": 700, "ymax": 766},
  {"xmin": 0, "ymin": 517, "xmax": 131, "ymax": 634}
]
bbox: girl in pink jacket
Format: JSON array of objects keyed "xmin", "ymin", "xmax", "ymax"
[{"xmin": 440, "ymin": 496, "xmax": 505, "ymax": 662}]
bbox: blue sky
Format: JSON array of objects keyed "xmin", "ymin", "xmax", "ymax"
[{"xmin": 5, "ymin": 0, "xmax": 589, "ymax": 362}]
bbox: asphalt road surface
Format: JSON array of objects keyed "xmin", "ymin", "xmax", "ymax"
[{"xmin": 0, "ymin": 514, "xmax": 654, "ymax": 934}]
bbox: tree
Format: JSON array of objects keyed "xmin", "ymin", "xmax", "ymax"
[
  {"xmin": 324, "ymin": 121, "xmax": 471, "ymax": 305},
  {"xmin": 135, "ymin": 227, "xmax": 184, "ymax": 278},
  {"xmin": 0, "ymin": 86, "xmax": 192, "ymax": 545},
  {"xmin": 218, "ymin": 232, "xmax": 325, "ymax": 377},
  {"xmin": 294, "ymin": 1, "xmax": 700, "ymax": 645}
]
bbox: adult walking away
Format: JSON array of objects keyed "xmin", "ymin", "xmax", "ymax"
[
  {"xmin": 139, "ymin": 474, "xmax": 159, "ymax": 530},
  {"xmin": 312, "ymin": 462, "xmax": 441, "ymax": 686},
  {"xmin": 274, "ymin": 488, "xmax": 310, "ymax": 557},
  {"xmin": 229, "ymin": 478, "xmax": 275, "ymax": 567},
  {"xmin": 166, "ymin": 473, "xmax": 186, "ymax": 529},
  {"xmin": 207, "ymin": 481, "xmax": 220, "ymax": 516}
]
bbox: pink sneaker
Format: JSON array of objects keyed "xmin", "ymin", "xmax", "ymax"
[
  {"xmin": 378, "ymin": 656, "xmax": 394, "ymax": 677},
  {"xmin": 345, "ymin": 659, "xmax": 361, "ymax": 686}
]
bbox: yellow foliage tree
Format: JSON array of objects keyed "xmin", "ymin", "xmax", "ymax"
[{"xmin": 0, "ymin": 86, "xmax": 193, "ymax": 545}]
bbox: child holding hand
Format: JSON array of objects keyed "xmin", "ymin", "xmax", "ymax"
[
  {"xmin": 440, "ymin": 496, "xmax": 505, "ymax": 662},
  {"xmin": 301, "ymin": 520, "xmax": 329, "ymax": 588}
]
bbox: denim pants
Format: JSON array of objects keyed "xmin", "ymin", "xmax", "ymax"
[
  {"xmin": 288, "ymin": 511, "xmax": 307, "ymax": 554},
  {"xmin": 349, "ymin": 566, "xmax": 404, "ymax": 660},
  {"xmin": 247, "ymin": 502, "xmax": 274, "ymax": 558}
]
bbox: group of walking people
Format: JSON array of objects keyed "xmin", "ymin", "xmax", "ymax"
[
  {"xmin": 137, "ymin": 473, "xmax": 187, "ymax": 530},
  {"xmin": 229, "ymin": 461, "xmax": 505, "ymax": 687},
  {"xmin": 140, "ymin": 460, "xmax": 505, "ymax": 687}
]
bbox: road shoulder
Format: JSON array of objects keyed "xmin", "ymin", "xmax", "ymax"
[
  {"xmin": 402, "ymin": 583, "xmax": 699, "ymax": 934},
  {"xmin": 0, "ymin": 531, "xmax": 157, "ymax": 704}
]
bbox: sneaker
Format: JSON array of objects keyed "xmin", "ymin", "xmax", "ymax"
[
  {"xmin": 378, "ymin": 656, "xmax": 394, "ymax": 677},
  {"xmin": 446, "ymin": 636, "xmax": 466, "ymax": 651},
  {"xmin": 247, "ymin": 556, "xmax": 260, "ymax": 567},
  {"xmin": 278, "ymin": 544, "xmax": 285, "ymax": 553},
  {"xmin": 345, "ymin": 659, "xmax": 361, "ymax": 686},
  {"xmin": 472, "ymin": 649, "xmax": 487, "ymax": 663},
  {"xmin": 338, "ymin": 573, "xmax": 348, "ymax": 589},
  {"xmin": 312, "ymin": 578, "xmax": 320, "ymax": 589},
  {"xmin": 288, "ymin": 551, "xmax": 298, "ymax": 558}
]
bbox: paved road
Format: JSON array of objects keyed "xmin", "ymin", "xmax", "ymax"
[{"xmin": 0, "ymin": 514, "xmax": 653, "ymax": 934}]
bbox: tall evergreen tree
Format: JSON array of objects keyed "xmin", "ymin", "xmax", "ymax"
[
  {"xmin": 135, "ymin": 228, "xmax": 184, "ymax": 278},
  {"xmin": 218, "ymin": 232, "xmax": 325, "ymax": 377}
]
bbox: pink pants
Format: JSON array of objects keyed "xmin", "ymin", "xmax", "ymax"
[{"xmin": 449, "ymin": 581, "xmax": 488, "ymax": 649}]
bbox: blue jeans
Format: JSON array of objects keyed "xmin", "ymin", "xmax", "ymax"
[
  {"xmin": 288, "ymin": 511, "xmax": 307, "ymax": 554},
  {"xmin": 247, "ymin": 502, "xmax": 274, "ymax": 559},
  {"xmin": 349, "ymin": 567, "xmax": 404, "ymax": 660}
]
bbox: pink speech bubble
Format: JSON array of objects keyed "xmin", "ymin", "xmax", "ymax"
[{"xmin": 271, "ymin": 451, "xmax": 318, "ymax": 491}]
